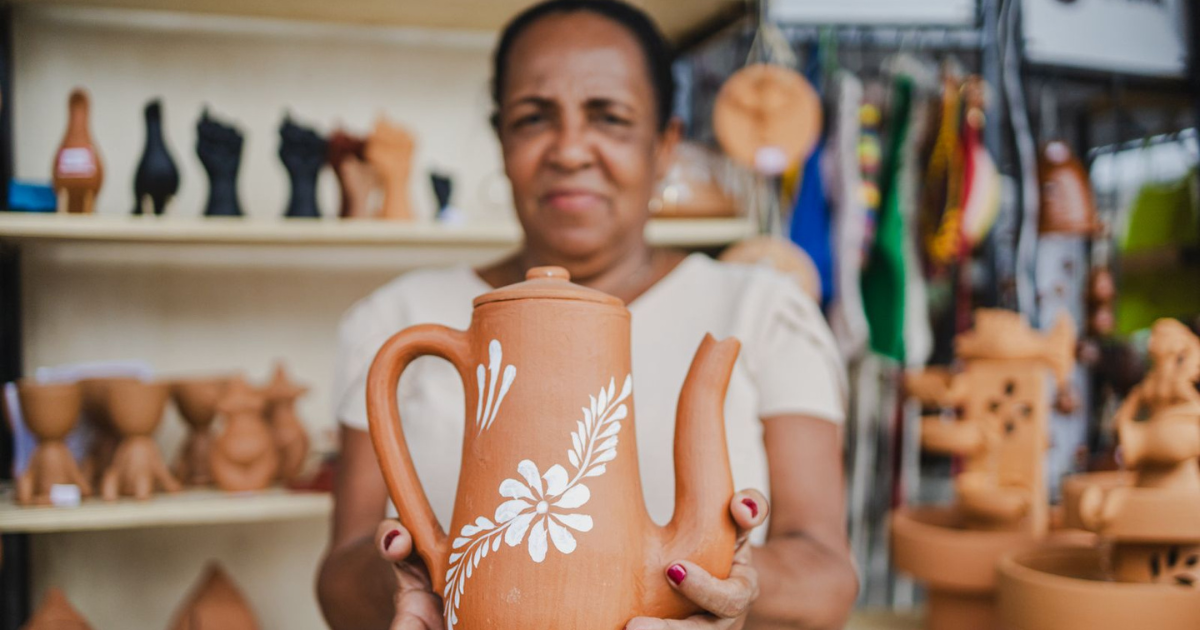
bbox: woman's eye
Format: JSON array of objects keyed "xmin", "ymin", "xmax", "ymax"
[
  {"xmin": 511, "ymin": 114, "xmax": 545, "ymax": 129},
  {"xmin": 597, "ymin": 113, "xmax": 631, "ymax": 127}
]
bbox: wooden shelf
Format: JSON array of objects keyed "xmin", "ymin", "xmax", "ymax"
[
  {"xmin": 846, "ymin": 611, "xmax": 923, "ymax": 630},
  {"xmin": 0, "ymin": 213, "xmax": 756, "ymax": 249},
  {"xmin": 0, "ymin": 488, "xmax": 331, "ymax": 533}
]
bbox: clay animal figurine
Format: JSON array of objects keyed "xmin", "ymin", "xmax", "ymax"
[
  {"xmin": 327, "ymin": 129, "xmax": 375, "ymax": 219},
  {"xmin": 52, "ymin": 88, "xmax": 104, "ymax": 214},
  {"xmin": 210, "ymin": 377, "xmax": 279, "ymax": 492},
  {"xmin": 367, "ymin": 266, "xmax": 739, "ymax": 629},
  {"xmin": 171, "ymin": 377, "xmax": 230, "ymax": 487},
  {"xmin": 196, "ymin": 108, "xmax": 244, "ymax": 217},
  {"xmin": 907, "ymin": 310, "xmax": 1076, "ymax": 533},
  {"xmin": 167, "ymin": 564, "xmax": 260, "ymax": 630},
  {"xmin": 101, "ymin": 379, "xmax": 181, "ymax": 501},
  {"xmin": 278, "ymin": 115, "xmax": 327, "ymax": 218},
  {"xmin": 263, "ymin": 364, "xmax": 309, "ymax": 483},
  {"xmin": 365, "ymin": 117, "xmax": 415, "ymax": 221},
  {"xmin": 22, "ymin": 588, "xmax": 93, "ymax": 630},
  {"xmin": 132, "ymin": 99, "xmax": 180, "ymax": 216},
  {"xmin": 15, "ymin": 381, "xmax": 91, "ymax": 505}
]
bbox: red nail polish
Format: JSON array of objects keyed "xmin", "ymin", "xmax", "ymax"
[
  {"xmin": 667, "ymin": 564, "xmax": 687, "ymax": 585},
  {"xmin": 742, "ymin": 497, "xmax": 759, "ymax": 518},
  {"xmin": 384, "ymin": 529, "xmax": 401, "ymax": 551}
]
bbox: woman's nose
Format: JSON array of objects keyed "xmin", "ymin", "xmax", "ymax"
[{"xmin": 547, "ymin": 124, "xmax": 595, "ymax": 172}]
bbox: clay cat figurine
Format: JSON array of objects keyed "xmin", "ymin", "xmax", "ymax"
[
  {"xmin": 210, "ymin": 378, "xmax": 279, "ymax": 492},
  {"xmin": 132, "ymin": 99, "xmax": 180, "ymax": 216}
]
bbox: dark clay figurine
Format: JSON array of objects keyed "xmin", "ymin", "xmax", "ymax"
[
  {"xmin": 278, "ymin": 115, "xmax": 327, "ymax": 218},
  {"xmin": 431, "ymin": 171, "xmax": 452, "ymax": 217},
  {"xmin": 196, "ymin": 108, "xmax": 244, "ymax": 217},
  {"xmin": 132, "ymin": 99, "xmax": 180, "ymax": 216},
  {"xmin": 328, "ymin": 130, "xmax": 374, "ymax": 219}
]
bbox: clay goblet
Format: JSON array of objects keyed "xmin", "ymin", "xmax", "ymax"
[
  {"xmin": 101, "ymin": 379, "xmax": 181, "ymax": 500},
  {"xmin": 170, "ymin": 377, "xmax": 231, "ymax": 487},
  {"xmin": 15, "ymin": 380, "xmax": 91, "ymax": 505}
]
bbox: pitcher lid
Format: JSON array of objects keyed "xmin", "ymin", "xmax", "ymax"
[{"xmin": 474, "ymin": 266, "xmax": 624, "ymax": 307}]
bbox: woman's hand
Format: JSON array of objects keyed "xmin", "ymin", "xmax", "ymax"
[
  {"xmin": 375, "ymin": 520, "xmax": 444, "ymax": 630},
  {"xmin": 626, "ymin": 490, "xmax": 770, "ymax": 630}
]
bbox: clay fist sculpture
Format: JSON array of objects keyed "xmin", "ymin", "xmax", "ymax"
[
  {"xmin": 22, "ymin": 588, "xmax": 93, "ymax": 630},
  {"xmin": 263, "ymin": 364, "xmax": 309, "ymax": 483},
  {"xmin": 196, "ymin": 108, "xmax": 244, "ymax": 217},
  {"xmin": 171, "ymin": 377, "xmax": 230, "ymax": 487},
  {"xmin": 15, "ymin": 381, "xmax": 91, "ymax": 505},
  {"xmin": 365, "ymin": 117, "xmax": 415, "ymax": 220},
  {"xmin": 327, "ymin": 129, "xmax": 376, "ymax": 219},
  {"xmin": 278, "ymin": 115, "xmax": 327, "ymax": 218},
  {"xmin": 168, "ymin": 564, "xmax": 260, "ymax": 630},
  {"xmin": 101, "ymin": 379, "xmax": 181, "ymax": 501},
  {"xmin": 52, "ymin": 88, "xmax": 104, "ymax": 214},
  {"xmin": 210, "ymin": 378, "xmax": 279, "ymax": 492},
  {"xmin": 132, "ymin": 99, "xmax": 180, "ymax": 216}
]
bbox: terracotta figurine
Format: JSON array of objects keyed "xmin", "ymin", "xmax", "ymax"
[
  {"xmin": 52, "ymin": 88, "xmax": 104, "ymax": 214},
  {"xmin": 196, "ymin": 108, "xmax": 244, "ymax": 217},
  {"xmin": 365, "ymin": 117, "xmax": 415, "ymax": 221},
  {"xmin": 22, "ymin": 588, "xmax": 93, "ymax": 630},
  {"xmin": 210, "ymin": 377, "xmax": 279, "ymax": 492},
  {"xmin": 101, "ymin": 379, "xmax": 182, "ymax": 501},
  {"xmin": 278, "ymin": 114, "xmax": 327, "ymax": 218},
  {"xmin": 132, "ymin": 99, "xmax": 180, "ymax": 216},
  {"xmin": 263, "ymin": 364, "xmax": 310, "ymax": 483},
  {"xmin": 327, "ymin": 129, "xmax": 375, "ymax": 219},
  {"xmin": 168, "ymin": 564, "xmax": 260, "ymax": 630},
  {"xmin": 15, "ymin": 381, "xmax": 91, "ymax": 505},
  {"xmin": 171, "ymin": 377, "xmax": 230, "ymax": 487}
]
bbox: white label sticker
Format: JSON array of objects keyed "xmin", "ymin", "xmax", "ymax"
[{"xmin": 57, "ymin": 148, "xmax": 96, "ymax": 178}]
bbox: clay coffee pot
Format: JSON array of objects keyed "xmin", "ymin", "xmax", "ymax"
[
  {"xmin": 22, "ymin": 588, "xmax": 93, "ymax": 630},
  {"xmin": 52, "ymin": 88, "xmax": 104, "ymax": 214},
  {"xmin": 101, "ymin": 379, "xmax": 181, "ymax": 500},
  {"xmin": 262, "ymin": 364, "xmax": 310, "ymax": 483},
  {"xmin": 210, "ymin": 377, "xmax": 279, "ymax": 492},
  {"xmin": 170, "ymin": 376, "xmax": 231, "ymax": 487},
  {"xmin": 365, "ymin": 117, "xmax": 415, "ymax": 220},
  {"xmin": 132, "ymin": 99, "xmax": 181, "ymax": 216},
  {"xmin": 15, "ymin": 381, "xmax": 91, "ymax": 505},
  {"xmin": 367, "ymin": 266, "xmax": 740, "ymax": 629},
  {"xmin": 168, "ymin": 564, "xmax": 260, "ymax": 630},
  {"xmin": 278, "ymin": 115, "xmax": 327, "ymax": 218}
]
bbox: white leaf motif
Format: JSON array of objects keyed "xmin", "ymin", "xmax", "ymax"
[
  {"xmin": 568, "ymin": 450, "xmax": 579, "ymax": 467},
  {"xmin": 554, "ymin": 485, "xmax": 590, "ymax": 509},
  {"xmin": 584, "ymin": 464, "xmax": 606, "ymax": 478}
]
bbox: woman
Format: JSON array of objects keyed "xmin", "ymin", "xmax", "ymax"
[{"xmin": 316, "ymin": 2, "xmax": 857, "ymax": 629}]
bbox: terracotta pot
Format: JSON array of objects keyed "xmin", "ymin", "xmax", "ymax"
[
  {"xmin": 101, "ymin": 379, "xmax": 181, "ymax": 501},
  {"xmin": 170, "ymin": 377, "xmax": 231, "ymax": 487},
  {"xmin": 22, "ymin": 587, "xmax": 93, "ymax": 630},
  {"xmin": 210, "ymin": 378, "xmax": 279, "ymax": 492},
  {"xmin": 998, "ymin": 545, "xmax": 1200, "ymax": 630},
  {"xmin": 52, "ymin": 88, "xmax": 103, "ymax": 214},
  {"xmin": 15, "ymin": 381, "xmax": 90, "ymax": 505},
  {"xmin": 367, "ymin": 266, "xmax": 740, "ymax": 629},
  {"xmin": 263, "ymin": 364, "xmax": 309, "ymax": 483},
  {"xmin": 168, "ymin": 564, "xmax": 259, "ymax": 630}
]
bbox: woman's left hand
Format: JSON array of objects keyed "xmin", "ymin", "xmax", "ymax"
[{"xmin": 626, "ymin": 490, "xmax": 770, "ymax": 630}]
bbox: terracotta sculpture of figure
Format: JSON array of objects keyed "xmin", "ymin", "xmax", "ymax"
[
  {"xmin": 365, "ymin": 117, "xmax": 415, "ymax": 221},
  {"xmin": 52, "ymin": 88, "xmax": 104, "ymax": 214},
  {"xmin": 210, "ymin": 378, "xmax": 279, "ymax": 492},
  {"xmin": 168, "ymin": 564, "xmax": 260, "ymax": 630},
  {"xmin": 327, "ymin": 129, "xmax": 376, "ymax": 219},
  {"xmin": 196, "ymin": 108, "xmax": 244, "ymax": 217},
  {"xmin": 278, "ymin": 115, "xmax": 327, "ymax": 218},
  {"xmin": 22, "ymin": 588, "xmax": 93, "ymax": 630},
  {"xmin": 101, "ymin": 379, "xmax": 181, "ymax": 501},
  {"xmin": 15, "ymin": 381, "xmax": 91, "ymax": 505},
  {"xmin": 263, "ymin": 364, "xmax": 309, "ymax": 483},
  {"xmin": 171, "ymin": 377, "xmax": 230, "ymax": 487},
  {"xmin": 132, "ymin": 99, "xmax": 180, "ymax": 216}
]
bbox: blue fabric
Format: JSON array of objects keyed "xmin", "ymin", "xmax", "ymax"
[{"xmin": 790, "ymin": 141, "xmax": 835, "ymax": 308}]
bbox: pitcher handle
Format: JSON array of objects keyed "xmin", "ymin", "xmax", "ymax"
[{"xmin": 366, "ymin": 323, "xmax": 470, "ymax": 594}]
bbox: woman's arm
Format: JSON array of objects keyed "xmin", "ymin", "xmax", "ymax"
[
  {"xmin": 316, "ymin": 425, "xmax": 397, "ymax": 630},
  {"xmin": 748, "ymin": 415, "xmax": 857, "ymax": 630}
]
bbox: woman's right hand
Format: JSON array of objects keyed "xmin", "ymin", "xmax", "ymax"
[{"xmin": 376, "ymin": 520, "xmax": 445, "ymax": 630}]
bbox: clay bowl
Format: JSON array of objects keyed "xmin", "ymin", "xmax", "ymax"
[
  {"xmin": 998, "ymin": 544, "xmax": 1200, "ymax": 630},
  {"xmin": 1061, "ymin": 471, "xmax": 1133, "ymax": 530},
  {"xmin": 105, "ymin": 379, "xmax": 169, "ymax": 436},
  {"xmin": 170, "ymin": 377, "xmax": 232, "ymax": 430},
  {"xmin": 16, "ymin": 380, "xmax": 82, "ymax": 440}
]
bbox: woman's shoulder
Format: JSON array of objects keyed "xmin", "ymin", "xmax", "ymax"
[{"xmin": 674, "ymin": 253, "xmax": 822, "ymax": 317}]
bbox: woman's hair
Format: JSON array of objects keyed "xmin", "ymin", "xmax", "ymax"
[{"xmin": 490, "ymin": 0, "xmax": 676, "ymax": 132}]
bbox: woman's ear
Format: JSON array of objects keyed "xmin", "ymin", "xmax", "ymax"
[{"xmin": 653, "ymin": 117, "xmax": 683, "ymax": 182}]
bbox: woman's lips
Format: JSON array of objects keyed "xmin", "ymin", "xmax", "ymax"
[{"xmin": 541, "ymin": 190, "xmax": 604, "ymax": 213}]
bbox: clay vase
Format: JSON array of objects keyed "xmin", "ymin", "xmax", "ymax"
[
  {"xmin": 78, "ymin": 377, "xmax": 121, "ymax": 488},
  {"xmin": 168, "ymin": 564, "xmax": 260, "ymax": 630},
  {"xmin": 196, "ymin": 108, "xmax": 244, "ymax": 217},
  {"xmin": 278, "ymin": 115, "xmax": 327, "ymax": 219},
  {"xmin": 262, "ymin": 364, "xmax": 309, "ymax": 483},
  {"xmin": 367, "ymin": 266, "xmax": 740, "ymax": 629},
  {"xmin": 365, "ymin": 117, "xmax": 415, "ymax": 221},
  {"xmin": 170, "ymin": 377, "xmax": 230, "ymax": 487},
  {"xmin": 101, "ymin": 379, "xmax": 181, "ymax": 501},
  {"xmin": 210, "ymin": 378, "xmax": 279, "ymax": 492},
  {"xmin": 52, "ymin": 88, "xmax": 104, "ymax": 214},
  {"xmin": 22, "ymin": 588, "xmax": 93, "ymax": 630},
  {"xmin": 132, "ymin": 99, "xmax": 180, "ymax": 216},
  {"xmin": 327, "ymin": 129, "xmax": 375, "ymax": 219},
  {"xmin": 15, "ymin": 381, "xmax": 91, "ymax": 505}
]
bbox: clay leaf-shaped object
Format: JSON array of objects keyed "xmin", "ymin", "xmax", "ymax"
[
  {"xmin": 278, "ymin": 114, "xmax": 328, "ymax": 218},
  {"xmin": 22, "ymin": 588, "xmax": 94, "ymax": 630},
  {"xmin": 52, "ymin": 88, "xmax": 104, "ymax": 214},
  {"xmin": 168, "ymin": 564, "xmax": 260, "ymax": 630},
  {"xmin": 196, "ymin": 108, "xmax": 245, "ymax": 217},
  {"xmin": 365, "ymin": 117, "xmax": 416, "ymax": 220},
  {"xmin": 133, "ymin": 99, "xmax": 181, "ymax": 216}
]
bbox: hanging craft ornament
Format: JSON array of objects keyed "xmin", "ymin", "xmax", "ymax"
[{"xmin": 713, "ymin": 64, "xmax": 822, "ymax": 176}]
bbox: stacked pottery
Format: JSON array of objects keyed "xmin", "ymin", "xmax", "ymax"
[
  {"xmin": 998, "ymin": 319, "xmax": 1200, "ymax": 630},
  {"xmin": 15, "ymin": 381, "xmax": 91, "ymax": 505},
  {"xmin": 892, "ymin": 309, "xmax": 1082, "ymax": 630}
]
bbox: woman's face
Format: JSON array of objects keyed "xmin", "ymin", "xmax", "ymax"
[{"xmin": 497, "ymin": 12, "xmax": 678, "ymax": 265}]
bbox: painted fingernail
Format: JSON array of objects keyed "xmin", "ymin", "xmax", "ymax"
[
  {"xmin": 667, "ymin": 564, "xmax": 687, "ymax": 585},
  {"xmin": 742, "ymin": 497, "xmax": 759, "ymax": 518},
  {"xmin": 384, "ymin": 529, "xmax": 401, "ymax": 551}
]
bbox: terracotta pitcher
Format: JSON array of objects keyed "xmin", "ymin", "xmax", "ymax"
[{"xmin": 367, "ymin": 267, "xmax": 739, "ymax": 630}]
